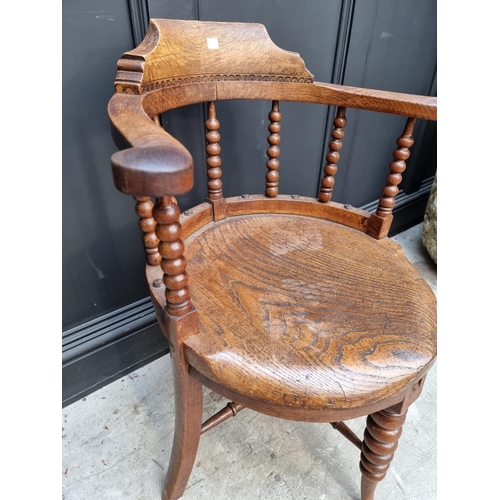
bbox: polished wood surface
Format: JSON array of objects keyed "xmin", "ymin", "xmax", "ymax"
[
  {"xmin": 360, "ymin": 408, "xmax": 408, "ymax": 500},
  {"xmin": 108, "ymin": 82, "xmax": 435, "ymax": 199},
  {"xmin": 200, "ymin": 402, "xmax": 245, "ymax": 435},
  {"xmin": 115, "ymin": 19, "xmax": 313, "ymax": 95},
  {"xmin": 265, "ymin": 101, "xmax": 282, "ymax": 197},
  {"xmin": 318, "ymin": 107, "xmax": 346, "ymax": 203},
  {"xmin": 224, "ymin": 194, "xmax": 371, "ymax": 232},
  {"xmin": 367, "ymin": 117, "xmax": 417, "ymax": 238},
  {"xmin": 133, "ymin": 196, "xmax": 161, "ymax": 265},
  {"xmin": 216, "ymin": 81, "xmax": 436, "ymax": 120},
  {"xmin": 183, "ymin": 215, "xmax": 435, "ymax": 412},
  {"xmin": 108, "ymin": 18, "xmax": 437, "ymax": 500},
  {"xmin": 161, "ymin": 310, "xmax": 202, "ymax": 500},
  {"xmin": 153, "ymin": 195, "xmax": 191, "ymax": 317},
  {"xmin": 205, "ymin": 101, "xmax": 223, "ymax": 201}
]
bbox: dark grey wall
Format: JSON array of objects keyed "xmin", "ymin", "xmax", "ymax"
[
  {"xmin": 62, "ymin": 0, "xmax": 437, "ymax": 406},
  {"xmin": 63, "ymin": 0, "xmax": 144, "ymax": 328}
]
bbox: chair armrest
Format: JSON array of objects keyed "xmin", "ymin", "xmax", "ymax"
[
  {"xmin": 315, "ymin": 82, "xmax": 437, "ymax": 121},
  {"xmin": 108, "ymin": 93, "xmax": 194, "ymax": 197}
]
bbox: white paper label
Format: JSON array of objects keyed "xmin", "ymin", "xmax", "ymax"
[{"xmin": 207, "ymin": 38, "xmax": 219, "ymax": 49}]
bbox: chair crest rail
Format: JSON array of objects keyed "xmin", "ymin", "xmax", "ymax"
[
  {"xmin": 115, "ymin": 19, "xmax": 313, "ymax": 95},
  {"xmin": 108, "ymin": 18, "xmax": 436, "ymax": 240}
]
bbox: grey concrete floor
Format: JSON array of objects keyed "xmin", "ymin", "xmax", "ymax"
[{"xmin": 62, "ymin": 223, "xmax": 437, "ymax": 500}]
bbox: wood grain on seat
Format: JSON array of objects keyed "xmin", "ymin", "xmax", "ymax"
[{"xmin": 171, "ymin": 214, "xmax": 436, "ymax": 414}]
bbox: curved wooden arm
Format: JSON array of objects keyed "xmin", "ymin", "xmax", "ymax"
[
  {"xmin": 108, "ymin": 17, "xmax": 436, "ymax": 198},
  {"xmin": 214, "ymin": 81, "xmax": 436, "ymax": 121},
  {"xmin": 108, "ymin": 93, "xmax": 194, "ymax": 197}
]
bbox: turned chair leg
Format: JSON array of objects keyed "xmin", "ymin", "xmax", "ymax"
[
  {"xmin": 359, "ymin": 408, "xmax": 407, "ymax": 500},
  {"xmin": 162, "ymin": 354, "xmax": 203, "ymax": 500}
]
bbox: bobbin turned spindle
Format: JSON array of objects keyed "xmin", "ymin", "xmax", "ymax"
[
  {"xmin": 265, "ymin": 100, "xmax": 282, "ymax": 197},
  {"xmin": 318, "ymin": 106, "xmax": 346, "ymax": 203}
]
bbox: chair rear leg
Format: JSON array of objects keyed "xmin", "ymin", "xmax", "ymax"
[
  {"xmin": 359, "ymin": 408, "xmax": 407, "ymax": 500},
  {"xmin": 162, "ymin": 354, "xmax": 203, "ymax": 500}
]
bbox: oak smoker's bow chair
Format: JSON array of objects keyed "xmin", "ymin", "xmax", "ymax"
[{"xmin": 108, "ymin": 19, "xmax": 437, "ymax": 500}]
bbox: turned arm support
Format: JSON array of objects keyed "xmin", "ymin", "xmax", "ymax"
[
  {"xmin": 108, "ymin": 93, "xmax": 194, "ymax": 198},
  {"xmin": 109, "ymin": 93, "xmax": 195, "ymax": 319}
]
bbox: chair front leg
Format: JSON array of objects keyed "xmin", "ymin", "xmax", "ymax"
[
  {"xmin": 161, "ymin": 311, "xmax": 202, "ymax": 500},
  {"xmin": 162, "ymin": 345, "xmax": 203, "ymax": 500},
  {"xmin": 151, "ymin": 194, "xmax": 203, "ymax": 499},
  {"xmin": 359, "ymin": 408, "xmax": 407, "ymax": 500}
]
